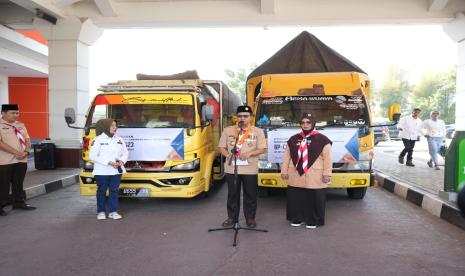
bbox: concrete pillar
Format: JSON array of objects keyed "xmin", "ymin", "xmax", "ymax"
[
  {"xmin": 33, "ymin": 17, "xmax": 103, "ymax": 142},
  {"xmin": 0, "ymin": 74, "xmax": 8, "ymax": 103},
  {"xmin": 443, "ymin": 13, "xmax": 465, "ymax": 131}
]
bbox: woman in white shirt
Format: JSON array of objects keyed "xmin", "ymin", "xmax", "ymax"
[
  {"xmin": 89, "ymin": 119, "xmax": 128, "ymax": 220},
  {"xmin": 422, "ymin": 111, "xmax": 446, "ymax": 170}
]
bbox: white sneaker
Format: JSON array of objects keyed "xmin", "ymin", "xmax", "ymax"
[
  {"xmin": 108, "ymin": 212, "xmax": 122, "ymax": 220},
  {"xmin": 305, "ymin": 225, "xmax": 317, "ymax": 229},
  {"xmin": 97, "ymin": 212, "xmax": 106, "ymax": 220},
  {"xmin": 290, "ymin": 222, "xmax": 303, "ymax": 227}
]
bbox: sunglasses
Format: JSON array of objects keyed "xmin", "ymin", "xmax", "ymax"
[{"xmin": 237, "ymin": 115, "xmax": 250, "ymax": 118}]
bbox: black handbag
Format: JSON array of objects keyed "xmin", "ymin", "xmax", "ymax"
[{"xmin": 439, "ymin": 143, "xmax": 448, "ymax": 158}]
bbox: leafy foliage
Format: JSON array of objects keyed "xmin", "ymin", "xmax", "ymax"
[
  {"xmin": 374, "ymin": 66, "xmax": 456, "ymax": 124},
  {"xmin": 224, "ymin": 64, "xmax": 257, "ymax": 102}
]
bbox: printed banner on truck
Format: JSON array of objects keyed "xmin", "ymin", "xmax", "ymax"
[
  {"xmin": 267, "ymin": 128, "xmax": 359, "ymax": 164},
  {"xmin": 93, "ymin": 94, "xmax": 193, "ymax": 105},
  {"xmin": 116, "ymin": 128, "xmax": 184, "ymax": 161}
]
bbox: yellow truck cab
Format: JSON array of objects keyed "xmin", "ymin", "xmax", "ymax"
[
  {"xmin": 250, "ymin": 72, "xmax": 380, "ymax": 199},
  {"xmin": 70, "ymin": 78, "xmax": 241, "ymax": 198}
]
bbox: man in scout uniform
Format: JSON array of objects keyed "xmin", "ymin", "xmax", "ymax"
[
  {"xmin": 218, "ymin": 105, "xmax": 267, "ymax": 228},
  {"xmin": 0, "ymin": 104, "xmax": 36, "ymax": 216}
]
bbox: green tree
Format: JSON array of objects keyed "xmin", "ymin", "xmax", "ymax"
[
  {"xmin": 224, "ymin": 64, "xmax": 257, "ymax": 102},
  {"xmin": 378, "ymin": 66, "xmax": 413, "ymax": 118},
  {"xmin": 412, "ymin": 68, "xmax": 456, "ymax": 124}
]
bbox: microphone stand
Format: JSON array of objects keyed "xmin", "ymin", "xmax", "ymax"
[{"xmin": 208, "ymin": 126, "xmax": 268, "ymax": 247}]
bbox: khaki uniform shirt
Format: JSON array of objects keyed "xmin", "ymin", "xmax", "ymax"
[
  {"xmin": 281, "ymin": 144, "xmax": 332, "ymax": 189},
  {"xmin": 0, "ymin": 118, "xmax": 30, "ymax": 165},
  {"xmin": 218, "ymin": 126, "xmax": 267, "ymax": 175}
]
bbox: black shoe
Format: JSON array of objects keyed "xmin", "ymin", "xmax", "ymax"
[
  {"xmin": 12, "ymin": 203, "xmax": 36, "ymax": 210},
  {"xmin": 246, "ymin": 218, "xmax": 257, "ymax": 228},
  {"xmin": 406, "ymin": 161, "xmax": 415, "ymax": 167},
  {"xmin": 221, "ymin": 218, "xmax": 235, "ymax": 227},
  {"xmin": 0, "ymin": 208, "xmax": 7, "ymax": 216},
  {"xmin": 398, "ymin": 156, "xmax": 404, "ymax": 164}
]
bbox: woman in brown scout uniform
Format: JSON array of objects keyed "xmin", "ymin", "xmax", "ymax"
[{"xmin": 281, "ymin": 114, "xmax": 332, "ymax": 229}]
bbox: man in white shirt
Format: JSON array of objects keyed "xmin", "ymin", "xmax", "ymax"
[
  {"xmin": 422, "ymin": 111, "xmax": 446, "ymax": 170},
  {"xmin": 397, "ymin": 108, "xmax": 422, "ymax": 167}
]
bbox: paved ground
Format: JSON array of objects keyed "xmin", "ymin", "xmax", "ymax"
[
  {"xmin": 374, "ymin": 139, "xmax": 445, "ymax": 195},
  {"xmin": 1, "ymin": 181, "xmax": 465, "ymax": 275},
  {"xmin": 24, "ymin": 158, "xmax": 79, "ymax": 190}
]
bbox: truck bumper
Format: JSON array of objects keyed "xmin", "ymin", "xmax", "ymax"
[
  {"xmin": 258, "ymin": 172, "xmax": 373, "ymax": 189},
  {"xmin": 79, "ymin": 170, "xmax": 207, "ymax": 198}
]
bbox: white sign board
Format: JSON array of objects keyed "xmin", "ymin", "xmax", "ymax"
[
  {"xmin": 116, "ymin": 128, "xmax": 184, "ymax": 161},
  {"xmin": 267, "ymin": 128, "xmax": 359, "ymax": 163}
]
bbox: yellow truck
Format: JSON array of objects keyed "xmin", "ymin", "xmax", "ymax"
[
  {"xmin": 246, "ymin": 32, "xmax": 399, "ymax": 199},
  {"xmin": 248, "ymin": 72, "xmax": 401, "ymax": 199},
  {"xmin": 65, "ymin": 76, "xmax": 241, "ymax": 198}
]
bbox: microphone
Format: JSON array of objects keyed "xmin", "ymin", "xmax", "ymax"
[
  {"xmin": 228, "ymin": 127, "xmax": 242, "ymax": 165},
  {"xmin": 116, "ymin": 160, "xmax": 123, "ymax": 174}
]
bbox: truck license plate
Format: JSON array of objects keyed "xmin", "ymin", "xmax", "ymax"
[{"xmin": 119, "ymin": 188, "xmax": 149, "ymax": 197}]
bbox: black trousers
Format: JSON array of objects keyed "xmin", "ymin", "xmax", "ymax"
[
  {"xmin": 225, "ymin": 173, "xmax": 258, "ymax": 221},
  {"xmin": 400, "ymin": 138, "xmax": 417, "ymax": 161},
  {"xmin": 287, "ymin": 186, "xmax": 326, "ymax": 226},
  {"xmin": 0, "ymin": 163, "xmax": 27, "ymax": 207}
]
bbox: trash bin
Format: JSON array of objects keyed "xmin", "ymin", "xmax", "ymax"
[{"xmin": 34, "ymin": 141, "xmax": 56, "ymax": 170}]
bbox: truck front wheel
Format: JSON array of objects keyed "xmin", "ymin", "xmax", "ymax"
[{"xmin": 347, "ymin": 187, "xmax": 367, "ymax": 199}]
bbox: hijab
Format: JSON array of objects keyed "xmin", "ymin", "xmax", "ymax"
[
  {"xmin": 287, "ymin": 114, "xmax": 332, "ymax": 175},
  {"xmin": 96, "ymin": 119, "xmax": 116, "ymax": 138}
]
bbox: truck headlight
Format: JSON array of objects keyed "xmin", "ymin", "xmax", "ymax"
[
  {"xmin": 258, "ymin": 160, "xmax": 279, "ymax": 170},
  {"xmin": 258, "ymin": 153, "xmax": 279, "ymax": 171},
  {"xmin": 171, "ymin": 159, "xmax": 200, "ymax": 171}
]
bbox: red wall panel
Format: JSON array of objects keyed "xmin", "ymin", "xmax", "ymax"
[{"xmin": 8, "ymin": 77, "xmax": 49, "ymax": 139}]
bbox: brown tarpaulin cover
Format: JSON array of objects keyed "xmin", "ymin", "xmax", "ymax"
[
  {"xmin": 247, "ymin": 31, "xmax": 365, "ymax": 82},
  {"xmin": 137, "ymin": 70, "xmax": 200, "ymax": 80}
]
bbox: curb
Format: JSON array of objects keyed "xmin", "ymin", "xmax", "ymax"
[
  {"xmin": 375, "ymin": 172, "xmax": 465, "ymax": 230},
  {"xmin": 25, "ymin": 174, "xmax": 79, "ymax": 199}
]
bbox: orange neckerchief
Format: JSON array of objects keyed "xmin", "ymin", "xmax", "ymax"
[
  {"xmin": 233, "ymin": 124, "xmax": 254, "ymax": 146},
  {"xmin": 233, "ymin": 124, "xmax": 254, "ymax": 156}
]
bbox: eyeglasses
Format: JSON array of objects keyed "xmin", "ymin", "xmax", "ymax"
[
  {"xmin": 237, "ymin": 115, "xmax": 250, "ymax": 118},
  {"xmin": 300, "ymin": 121, "xmax": 312, "ymax": 125}
]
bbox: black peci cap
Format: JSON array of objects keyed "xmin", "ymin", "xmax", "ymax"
[
  {"xmin": 236, "ymin": 105, "xmax": 252, "ymax": 114},
  {"xmin": 1, "ymin": 104, "xmax": 19, "ymax": 112}
]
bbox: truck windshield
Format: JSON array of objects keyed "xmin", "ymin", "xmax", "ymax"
[
  {"xmin": 256, "ymin": 95, "xmax": 369, "ymax": 128},
  {"xmin": 86, "ymin": 104, "xmax": 195, "ymax": 128}
]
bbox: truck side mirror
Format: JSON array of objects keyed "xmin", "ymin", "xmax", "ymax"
[
  {"xmin": 65, "ymin": 108, "xmax": 76, "ymax": 124},
  {"xmin": 64, "ymin": 108, "xmax": 84, "ymax": 129},
  {"xmin": 203, "ymin": 105, "xmax": 215, "ymax": 122},
  {"xmin": 388, "ymin": 103, "xmax": 401, "ymax": 122}
]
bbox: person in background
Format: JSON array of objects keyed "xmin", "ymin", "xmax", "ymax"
[
  {"xmin": 281, "ymin": 114, "xmax": 332, "ymax": 229},
  {"xmin": 89, "ymin": 119, "xmax": 128, "ymax": 220},
  {"xmin": 0, "ymin": 104, "xmax": 36, "ymax": 216},
  {"xmin": 397, "ymin": 108, "xmax": 423, "ymax": 167},
  {"xmin": 422, "ymin": 111, "xmax": 446, "ymax": 170},
  {"xmin": 119, "ymin": 105, "xmax": 147, "ymax": 127},
  {"xmin": 218, "ymin": 105, "xmax": 267, "ymax": 228}
]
